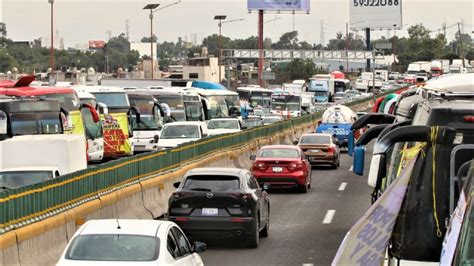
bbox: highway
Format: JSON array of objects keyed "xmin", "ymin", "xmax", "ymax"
[{"xmin": 200, "ymin": 145, "xmax": 374, "ymax": 265}]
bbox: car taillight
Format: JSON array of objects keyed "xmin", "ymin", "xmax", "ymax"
[
  {"xmin": 464, "ymin": 116, "xmax": 474, "ymax": 122},
  {"xmin": 173, "ymin": 192, "xmax": 192, "ymax": 198},
  {"xmin": 230, "ymin": 193, "xmax": 252, "ymax": 201},
  {"xmin": 328, "ymin": 147, "xmax": 335, "ymax": 154},
  {"xmin": 289, "ymin": 162, "xmax": 303, "ymax": 171},
  {"xmin": 253, "ymin": 161, "xmax": 266, "ymax": 170}
]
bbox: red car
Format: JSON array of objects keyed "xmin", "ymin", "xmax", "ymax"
[{"xmin": 250, "ymin": 145, "xmax": 311, "ymax": 193}]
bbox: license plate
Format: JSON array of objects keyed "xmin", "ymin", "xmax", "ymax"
[
  {"xmin": 311, "ymin": 149, "xmax": 320, "ymax": 153},
  {"xmin": 202, "ymin": 208, "xmax": 218, "ymax": 216},
  {"xmin": 273, "ymin": 167, "xmax": 283, "ymax": 172}
]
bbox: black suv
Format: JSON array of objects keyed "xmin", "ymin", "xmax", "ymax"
[{"xmin": 167, "ymin": 167, "xmax": 270, "ymax": 248}]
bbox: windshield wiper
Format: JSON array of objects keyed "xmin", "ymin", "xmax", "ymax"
[{"xmin": 188, "ymin": 188, "xmax": 212, "ymax": 192}]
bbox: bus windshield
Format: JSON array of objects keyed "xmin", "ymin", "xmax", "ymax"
[
  {"xmin": 45, "ymin": 92, "xmax": 80, "ymax": 111},
  {"xmin": 184, "ymin": 102, "xmax": 204, "ymax": 121},
  {"xmin": 129, "ymin": 98, "xmax": 162, "ymax": 130},
  {"xmin": 271, "ymin": 95, "xmax": 301, "ymax": 112},
  {"xmin": 93, "ymin": 93, "xmax": 130, "ymax": 108},
  {"xmin": 10, "ymin": 112, "xmax": 62, "ymax": 135}
]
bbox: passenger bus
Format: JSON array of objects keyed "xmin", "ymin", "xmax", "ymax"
[
  {"xmin": 146, "ymin": 89, "xmax": 186, "ymax": 122},
  {"xmin": 0, "ymin": 96, "xmax": 65, "ymax": 140},
  {"xmin": 126, "ymin": 90, "xmax": 164, "ymax": 152},
  {"xmin": 73, "ymin": 86, "xmax": 138, "ymax": 158},
  {"xmin": 184, "ymin": 88, "xmax": 240, "ymax": 120},
  {"xmin": 162, "ymin": 88, "xmax": 206, "ymax": 122},
  {"xmin": 0, "ymin": 77, "xmax": 101, "ymax": 162},
  {"xmin": 270, "ymin": 93, "xmax": 302, "ymax": 118},
  {"xmin": 236, "ymin": 86, "xmax": 273, "ymax": 114}
]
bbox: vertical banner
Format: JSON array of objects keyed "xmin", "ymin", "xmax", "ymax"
[{"xmin": 332, "ymin": 158, "xmax": 416, "ymax": 265}]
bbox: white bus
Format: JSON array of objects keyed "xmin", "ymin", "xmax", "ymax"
[
  {"xmin": 184, "ymin": 88, "xmax": 241, "ymax": 120},
  {"xmin": 236, "ymin": 86, "xmax": 273, "ymax": 114}
]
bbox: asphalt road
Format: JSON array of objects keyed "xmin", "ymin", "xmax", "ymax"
[{"xmin": 200, "ymin": 146, "xmax": 374, "ymax": 266}]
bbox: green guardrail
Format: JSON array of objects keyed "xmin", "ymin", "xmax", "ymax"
[{"xmin": 0, "ymin": 92, "xmax": 402, "ymax": 233}]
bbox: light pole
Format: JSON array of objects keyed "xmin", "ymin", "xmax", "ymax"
[
  {"xmin": 143, "ymin": 4, "xmax": 160, "ymax": 79},
  {"xmin": 393, "ymin": 24, "xmax": 397, "ymax": 67},
  {"xmin": 49, "ymin": 0, "xmax": 55, "ymax": 72},
  {"xmin": 214, "ymin": 15, "xmax": 227, "ymax": 83},
  {"xmin": 214, "ymin": 16, "xmax": 244, "ymax": 84}
]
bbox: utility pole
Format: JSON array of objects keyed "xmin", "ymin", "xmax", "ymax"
[
  {"xmin": 258, "ymin": 10, "xmax": 264, "ymax": 87},
  {"xmin": 393, "ymin": 24, "xmax": 397, "ymax": 67},
  {"xmin": 49, "ymin": 0, "xmax": 55, "ymax": 72},
  {"xmin": 345, "ymin": 22, "xmax": 349, "ymax": 71},
  {"xmin": 214, "ymin": 15, "xmax": 226, "ymax": 83},
  {"xmin": 126, "ymin": 19, "xmax": 130, "ymax": 40},
  {"xmin": 320, "ymin": 20, "xmax": 325, "ymax": 47},
  {"xmin": 457, "ymin": 23, "xmax": 465, "ymax": 68},
  {"xmin": 365, "ymin": 28, "xmax": 371, "ymax": 71}
]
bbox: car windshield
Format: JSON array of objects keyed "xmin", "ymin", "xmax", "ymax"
[
  {"xmin": 0, "ymin": 171, "xmax": 54, "ymax": 190},
  {"xmin": 93, "ymin": 93, "xmax": 129, "ymax": 108},
  {"xmin": 161, "ymin": 125, "xmax": 200, "ymax": 139},
  {"xmin": 65, "ymin": 234, "xmax": 159, "ymax": 261},
  {"xmin": 183, "ymin": 175, "xmax": 240, "ymax": 191},
  {"xmin": 258, "ymin": 148, "xmax": 300, "ymax": 158},
  {"xmin": 45, "ymin": 93, "xmax": 80, "ymax": 110},
  {"xmin": 300, "ymin": 135, "xmax": 330, "ymax": 144},
  {"xmin": 208, "ymin": 120, "xmax": 239, "ymax": 130}
]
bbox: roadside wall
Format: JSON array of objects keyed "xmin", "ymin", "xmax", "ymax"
[{"xmin": 0, "ymin": 101, "xmax": 372, "ymax": 265}]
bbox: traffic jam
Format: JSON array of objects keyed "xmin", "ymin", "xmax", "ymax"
[{"xmin": 1, "ymin": 0, "xmax": 474, "ymax": 265}]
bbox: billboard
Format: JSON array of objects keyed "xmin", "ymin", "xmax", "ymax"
[
  {"xmin": 88, "ymin": 40, "xmax": 106, "ymax": 49},
  {"xmin": 350, "ymin": 0, "xmax": 402, "ymax": 30},
  {"xmin": 248, "ymin": 0, "xmax": 310, "ymax": 12}
]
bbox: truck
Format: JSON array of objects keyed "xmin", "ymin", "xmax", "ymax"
[
  {"xmin": 430, "ymin": 60, "xmax": 444, "ymax": 77},
  {"xmin": 308, "ymin": 74, "xmax": 335, "ymax": 103},
  {"xmin": 316, "ymin": 104, "xmax": 357, "ymax": 148},
  {"xmin": 404, "ymin": 61, "xmax": 431, "ymax": 83},
  {"xmin": 355, "ymin": 72, "xmax": 383, "ymax": 93},
  {"xmin": 0, "ymin": 134, "xmax": 87, "ymax": 190}
]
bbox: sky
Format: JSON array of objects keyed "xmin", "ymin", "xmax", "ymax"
[{"xmin": 0, "ymin": 0, "xmax": 472, "ymax": 48}]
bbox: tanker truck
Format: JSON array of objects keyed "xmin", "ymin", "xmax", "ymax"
[{"xmin": 316, "ymin": 104, "xmax": 357, "ymax": 148}]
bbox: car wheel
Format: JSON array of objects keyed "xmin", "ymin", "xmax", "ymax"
[
  {"xmin": 260, "ymin": 207, "xmax": 270, "ymax": 238},
  {"xmin": 246, "ymin": 215, "xmax": 260, "ymax": 248},
  {"xmin": 299, "ymin": 184, "xmax": 308, "ymax": 193}
]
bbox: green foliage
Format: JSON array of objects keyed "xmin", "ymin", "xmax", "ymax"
[
  {"xmin": 0, "ymin": 23, "xmax": 6, "ymax": 37},
  {"xmin": 326, "ymin": 32, "xmax": 365, "ymax": 50},
  {"xmin": 274, "ymin": 59, "xmax": 315, "ymax": 84}
]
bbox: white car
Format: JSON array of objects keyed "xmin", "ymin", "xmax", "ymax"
[
  {"xmin": 157, "ymin": 121, "xmax": 208, "ymax": 149},
  {"xmin": 207, "ymin": 118, "xmax": 243, "ymax": 136},
  {"xmin": 57, "ymin": 219, "xmax": 206, "ymax": 265}
]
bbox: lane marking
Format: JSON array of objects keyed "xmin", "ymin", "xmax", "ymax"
[
  {"xmin": 303, "ymin": 264, "xmax": 314, "ymax": 266},
  {"xmin": 338, "ymin": 182, "xmax": 347, "ymax": 191},
  {"xmin": 349, "ymin": 165, "xmax": 353, "ymax": 171},
  {"xmin": 322, "ymin": 210, "xmax": 336, "ymax": 224}
]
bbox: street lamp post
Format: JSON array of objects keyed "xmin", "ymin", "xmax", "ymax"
[
  {"xmin": 49, "ymin": 0, "xmax": 55, "ymax": 72},
  {"xmin": 214, "ymin": 15, "xmax": 227, "ymax": 83},
  {"xmin": 393, "ymin": 24, "xmax": 397, "ymax": 67},
  {"xmin": 143, "ymin": 4, "xmax": 160, "ymax": 79}
]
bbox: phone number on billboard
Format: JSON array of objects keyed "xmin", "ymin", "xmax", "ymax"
[{"xmin": 353, "ymin": 0, "xmax": 399, "ymax": 6}]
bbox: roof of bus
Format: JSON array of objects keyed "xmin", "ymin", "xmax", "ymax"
[
  {"xmin": 190, "ymin": 80, "xmax": 227, "ymax": 90},
  {"xmin": 72, "ymin": 85, "xmax": 125, "ymax": 93},
  {"xmin": 236, "ymin": 87, "xmax": 273, "ymax": 93},
  {"xmin": 0, "ymin": 86, "xmax": 75, "ymax": 96},
  {"xmin": 186, "ymin": 87, "xmax": 238, "ymax": 96}
]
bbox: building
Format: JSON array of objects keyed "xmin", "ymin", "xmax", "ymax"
[{"xmin": 182, "ymin": 48, "xmax": 224, "ymax": 82}]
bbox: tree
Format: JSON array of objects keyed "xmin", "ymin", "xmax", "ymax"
[
  {"xmin": 141, "ymin": 34, "xmax": 158, "ymax": 43},
  {"xmin": 0, "ymin": 23, "xmax": 6, "ymax": 37},
  {"xmin": 106, "ymin": 33, "xmax": 130, "ymax": 53},
  {"xmin": 0, "ymin": 50, "xmax": 18, "ymax": 72},
  {"xmin": 326, "ymin": 32, "xmax": 365, "ymax": 50},
  {"xmin": 397, "ymin": 24, "xmax": 440, "ymax": 66},
  {"xmin": 202, "ymin": 34, "xmax": 232, "ymax": 56},
  {"xmin": 274, "ymin": 59, "xmax": 315, "ymax": 83},
  {"xmin": 272, "ymin": 31, "xmax": 298, "ymax": 49}
]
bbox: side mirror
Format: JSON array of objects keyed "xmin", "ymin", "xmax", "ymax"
[
  {"xmin": 0, "ymin": 110, "xmax": 7, "ymax": 135},
  {"xmin": 97, "ymin": 102, "xmax": 109, "ymax": 115},
  {"xmin": 262, "ymin": 183, "xmax": 271, "ymax": 191},
  {"xmin": 81, "ymin": 103, "xmax": 100, "ymax": 123},
  {"xmin": 192, "ymin": 242, "xmax": 207, "ymax": 253},
  {"xmin": 353, "ymin": 146, "xmax": 366, "ymax": 176},
  {"xmin": 173, "ymin": 182, "xmax": 181, "ymax": 189},
  {"xmin": 293, "ymin": 140, "xmax": 299, "ymax": 145},
  {"xmin": 249, "ymin": 155, "xmax": 256, "ymax": 161},
  {"xmin": 129, "ymin": 106, "xmax": 141, "ymax": 124}
]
